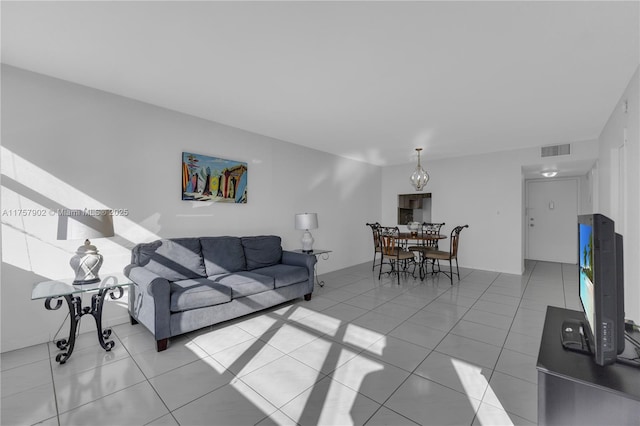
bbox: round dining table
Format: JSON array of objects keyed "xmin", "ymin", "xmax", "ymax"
[
  {"xmin": 397, "ymin": 232, "xmax": 447, "ymax": 242},
  {"xmin": 396, "ymin": 232, "xmax": 447, "ymax": 280}
]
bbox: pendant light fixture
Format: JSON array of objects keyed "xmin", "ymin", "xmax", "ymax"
[{"xmin": 410, "ymin": 148, "xmax": 429, "ymax": 191}]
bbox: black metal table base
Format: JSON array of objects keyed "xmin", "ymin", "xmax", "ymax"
[
  {"xmin": 314, "ymin": 251, "xmax": 331, "ymax": 287},
  {"xmin": 382, "ymin": 259, "xmax": 417, "ymax": 279},
  {"xmin": 45, "ymin": 286, "xmax": 124, "ymax": 364},
  {"xmin": 418, "ymin": 257, "xmax": 436, "ymax": 280},
  {"xmin": 314, "ymin": 267, "xmax": 325, "ymax": 287}
]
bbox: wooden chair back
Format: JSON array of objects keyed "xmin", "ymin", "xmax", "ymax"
[
  {"xmin": 449, "ymin": 225, "xmax": 469, "ymax": 258},
  {"xmin": 366, "ymin": 222, "xmax": 382, "ymax": 252},
  {"xmin": 379, "ymin": 226, "xmax": 401, "ymax": 256}
]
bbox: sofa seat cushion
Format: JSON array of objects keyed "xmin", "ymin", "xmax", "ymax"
[
  {"xmin": 241, "ymin": 236, "xmax": 283, "ymax": 271},
  {"xmin": 251, "ymin": 264, "xmax": 309, "ymax": 289},
  {"xmin": 170, "ymin": 278, "xmax": 232, "ymax": 312},
  {"xmin": 209, "ymin": 271, "xmax": 275, "ymax": 298},
  {"xmin": 201, "ymin": 236, "xmax": 246, "ymax": 276},
  {"xmin": 135, "ymin": 238, "xmax": 206, "ymax": 281}
]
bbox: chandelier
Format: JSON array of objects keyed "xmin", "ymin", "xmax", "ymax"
[{"xmin": 410, "ymin": 148, "xmax": 429, "ymax": 191}]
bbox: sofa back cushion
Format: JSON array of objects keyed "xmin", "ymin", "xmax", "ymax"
[
  {"xmin": 241, "ymin": 236, "xmax": 282, "ymax": 270},
  {"xmin": 133, "ymin": 238, "xmax": 206, "ymax": 281},
  {"xmin": 201, "ymin": 236, "xmax": 246, "ymax": 276}
]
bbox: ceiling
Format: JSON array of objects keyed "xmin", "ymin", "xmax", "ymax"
[{"xmin": 2, "ymin": 1, "xmax": 639, "ymax": 168}]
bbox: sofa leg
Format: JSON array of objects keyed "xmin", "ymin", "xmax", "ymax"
[
  {"xmin": 156, "ymin": 338, "xmax": 168, "ymax": 352},
  {"xmin": 304, "ymin": 293, "xmax": 312, "ymax": 301},
  {"xmin": 130, "ymin": 315, "xmax": 138, "ymax": 325}
]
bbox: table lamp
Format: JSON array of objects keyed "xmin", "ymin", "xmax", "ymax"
[
  {"xmin": 57, "ymin": 210, "xmax": 115, "ymax": 284},
  {"xmin": 295, "ymin": 213, "xmax": 318, "ymax": 253}
]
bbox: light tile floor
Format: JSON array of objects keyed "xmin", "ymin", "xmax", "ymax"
[{"xmin": 1, "ymin": 260, "xmax": 580, "ymax": 425}]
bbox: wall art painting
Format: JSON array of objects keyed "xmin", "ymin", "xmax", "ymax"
[{"xmin": 182, "ymin": 152, "xmax": 247, "ymax": 203}]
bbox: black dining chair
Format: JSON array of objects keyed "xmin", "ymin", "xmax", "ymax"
[
  {"xmin": 366, "ymin": 222, "xmax": 382, "ymax": 272},
  {"xmin": 424, "ymin": 225, "xmax": 469, "ymax": 285},
  {"xmin": 378, "ymin": 226, "xmax": 416, "ymax": 284},
  {"xmin": 408, "ymin": 222, "xmax": 445, "ymax": 279}
]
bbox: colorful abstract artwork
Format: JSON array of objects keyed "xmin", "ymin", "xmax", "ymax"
[{"xmin": 182, "ymin": 152, "xmax": 247, "ymax": 203}]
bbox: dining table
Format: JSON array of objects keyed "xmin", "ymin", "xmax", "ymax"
[
  {"xmin": 397, "ymin": 231, "xmax": 447, "ymax": 242},
  {"xmin": 396, "ymin": 231, "xmax": 448, "ymax": 280}
]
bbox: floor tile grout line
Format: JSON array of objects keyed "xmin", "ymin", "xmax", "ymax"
[
  {"xmin": 0, "ymin": 351, "xmax": 51, "ymax": 374},
  {"xmin": 316, "ymin": 270, "xmax": 451, "ymax": 425},
  {"xmin": 203, "ymin": 299, "xmax": 350, "ymax": 422},
  {"xmin": 447, "ymin": 271, "xmax": 509, "ymax": 411},
  {"xmin": 359, "ymin": 270, "xmax": 507, "ymax": 425},
  {"xmin": 363, "ymin": 405, "xmax": 420, "ymax": 426},
  {"xmin": 440, "ymin": 264, "xmax": 538, "ymax": 425},
  {"xmin": 132, "ymin": 321, "xmax": 290, "ymax": 422},
  {"xmin": 46, "ymin": 338, "xmax": 62, "ymax": 426},
  {"xmin": 50, "ymin": 359, "xmax": 152, "ymax": 420},
  {"xmin": 111, "ymin": 327, "xmax": 179, "ymax": 425},
  {"xmin": 475, "ymin": 260, "xmax": 540, "ymax": 424}
]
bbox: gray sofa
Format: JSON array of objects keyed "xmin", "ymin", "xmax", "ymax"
[{"xmin": 124, "ymin": 235, "xmax": 316, "ymax": 351}]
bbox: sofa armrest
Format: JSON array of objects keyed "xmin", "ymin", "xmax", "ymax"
[
  {"xmin": 282, "ymin": 250, "xmax": 317, "ymax": 271},
  {"xmin": 124, "ymin": 264, "xmax": 171, "ymax": 340},
  {"xmin": 282, "ymin": 250, "xmax": 317, "ymax": 295}
]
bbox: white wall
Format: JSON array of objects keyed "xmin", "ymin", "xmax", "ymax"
[
  {"xmin": 4, "ymin": 62, "xmax": 634, "ymax": 353},
  {"xmin": 382, "ymin": 141, "xmax": 599, "ymax": 275},
  {"xmin": 597, "ymin": 66, "xmax": 640, "ymax": 323},
  {"xmin": 383, "ymin": 151, "xmax": 523, "ymax": 274},
  {"xmin": 578, "ymin": 172, "xmax": 593, "ymax": 215},
  {"xmin": 0, "ymin": 65, "xmax": 382, "ymax": 352}
]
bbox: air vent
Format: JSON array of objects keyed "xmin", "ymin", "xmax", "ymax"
[{"xmin": 541, "ymin": 144, "xmax": 570, "ymax": 157}]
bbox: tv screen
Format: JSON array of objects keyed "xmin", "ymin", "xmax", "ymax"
[
  {"xmin": 579, "ymin": 222, "xmax": 595, "ymax": 337},
  {"xmin": 577, "ymin": 213, "xmax": 623, "ymax": 366}
]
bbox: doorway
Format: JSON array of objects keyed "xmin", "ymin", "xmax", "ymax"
[{"xmin": 526, "ymin": 178, "xmax": 579, "ymax": 263}]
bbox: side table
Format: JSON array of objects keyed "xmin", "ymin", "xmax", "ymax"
[
  {"xmin": 31, "ymin": 273, "xmax": 132, "ymax": 364},
  {"xmin": 292, "ymin": 249, "xmax": 332, "ymax": 287}
]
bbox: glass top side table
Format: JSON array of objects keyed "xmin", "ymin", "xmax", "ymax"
[
  {"xmin": 31, "ymin": 273, "xmax": 132, "ymax": 364},
  {"xmin": 292, "ymin": 249, "xmax": 332, "ymax": 287}
]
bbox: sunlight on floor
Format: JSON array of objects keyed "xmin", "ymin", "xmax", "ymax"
[
  {"xmin": 342, "ymin": 323, "xmax": 387, "ymax": 354},
  {"xmin": 185, "ymin": 302, "xmax": 388, "ymax": 424},
  {"xmin": 452, "ymin": 357, "xmax": 514, "ymax": 426},
  {"xmin": 290, "ymin": 310, "xmax": 344, "ymax": 336}
]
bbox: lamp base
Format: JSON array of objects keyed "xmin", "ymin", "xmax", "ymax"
[
  {"xmin": 301, "ymin": 230, "xmax": 314, "ymax": 253},
  {"xmin": 73, "ymin": 277, "xmax": 101, "ymax": 286},
  {"xmin": 70, "ymin": 240, "xmax": 104, "ymax": 285}
]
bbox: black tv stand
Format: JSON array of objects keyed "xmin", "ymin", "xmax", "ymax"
[{"xmin": 537, "ymin": 307, "xmax": 640, "ymax": 425}]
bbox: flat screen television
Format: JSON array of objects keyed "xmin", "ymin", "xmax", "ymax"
[{"xmin": 575, "ymin": 213, "xmax": 625, "ymax": 366}]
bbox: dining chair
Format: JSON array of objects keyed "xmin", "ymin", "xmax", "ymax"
[
  {"xmin": 366, "ymin": 222, "xmax": 382, "ymax": 272},
  {"xmin": 408, "ymin": 222, "xmax": 445, "ymax": 279},
  {"xmin": 423, "ymin": 224, "xmax": 469, "ymax": 285},
  {"xmin": 378, "ymin": 226, "xmax": 416, "ymax": 284}
]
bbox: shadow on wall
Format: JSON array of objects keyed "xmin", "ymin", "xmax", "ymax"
[
  {"xmin": 1, "ymin": 146, "xmax": 159, "ymax": 277},
  {"xmin": 1, "ymin": 146, "xmax": 159, "ymax": 351}
]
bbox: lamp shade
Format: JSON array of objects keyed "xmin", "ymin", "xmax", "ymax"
[
  {"xmin": 295, "ymin": 213, "xmax": 318, "ymax": 230},
  {"xmin": 57, "ymin": 210, "xmax": 115, "ymax": 240}
]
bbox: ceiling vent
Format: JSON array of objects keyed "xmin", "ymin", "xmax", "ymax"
[{"xmin": 541, "ymin": 144, "xmax": 570, "ymax": 157}]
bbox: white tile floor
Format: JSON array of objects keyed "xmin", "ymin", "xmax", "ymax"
[{"xmin": 1, "ymin": 260, "xmax": 580, "ymax": 425}]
